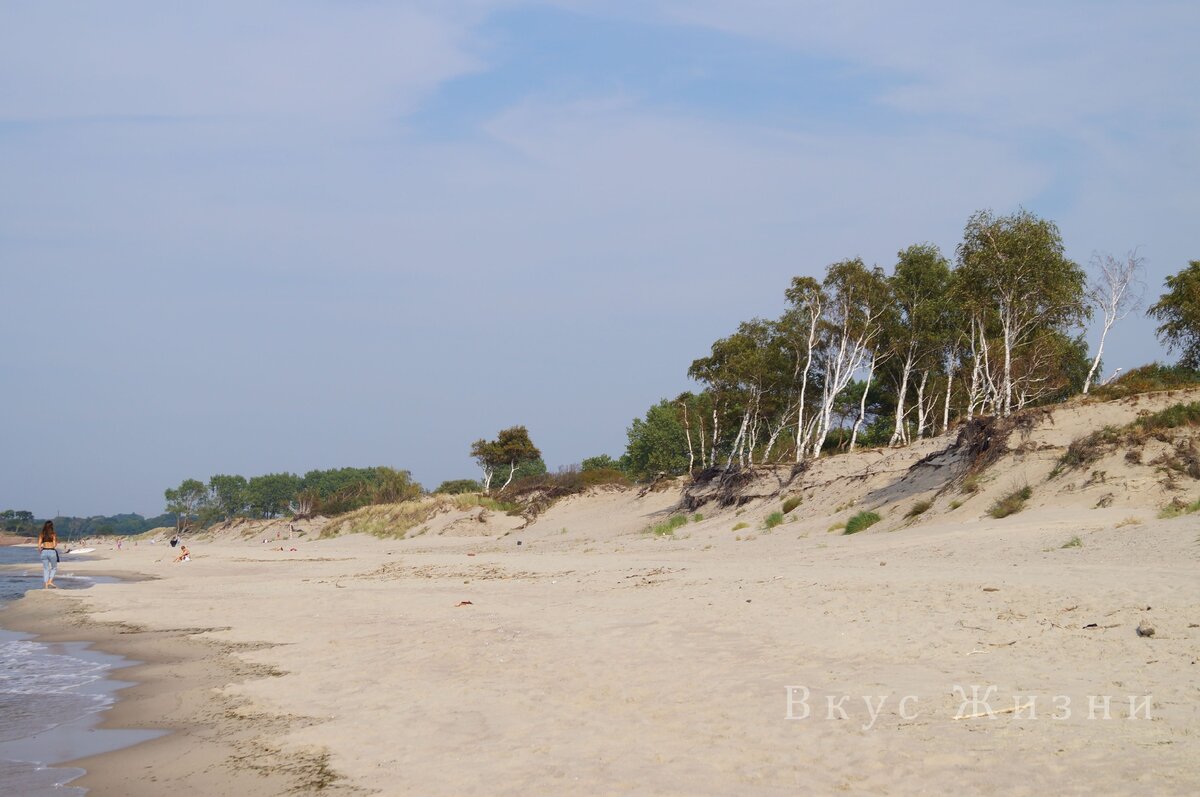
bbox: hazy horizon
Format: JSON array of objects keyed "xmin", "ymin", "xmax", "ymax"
[{"xmin": 2, "ymin": 1, "xmax": 1197, "ymax": 518}]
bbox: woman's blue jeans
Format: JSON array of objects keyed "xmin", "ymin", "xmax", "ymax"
[{"xmin": 41, "ymin": 549, "xmax": 57, "ymax": 584}]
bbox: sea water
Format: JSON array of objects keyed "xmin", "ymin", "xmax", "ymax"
[{"xmin": 0, "ymin": 545, "xmax": 159, "ymax": 795}]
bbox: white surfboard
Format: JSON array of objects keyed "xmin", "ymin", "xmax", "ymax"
[{"xmin": 66, "ymin": 547, "xmax": 95, "ymax": 554}]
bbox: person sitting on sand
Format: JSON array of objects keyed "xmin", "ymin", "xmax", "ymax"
[
  {"xmin": 173, "ymin": 545, "xmax": 190, "ymax": 563},
  {"xmin": 38, "ymin": 520, "xmax": 59, "ymax": 588}
]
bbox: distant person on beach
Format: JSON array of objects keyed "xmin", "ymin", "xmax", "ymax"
[
  {"xmin": 173, "ymin": 545, "xmax": 190, "ymax": 563},
  {"xmin": 170, "ymin": 534, "xmax": 179, "ymax": 548},
  {"xmin": 38, "ymin": 521, "xmax": 58, "ymax": 588}
]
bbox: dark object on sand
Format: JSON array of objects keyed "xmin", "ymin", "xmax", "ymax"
[{"xmin": 1136, "ymin": 620, "xmax": 1156, "ymax": 637}]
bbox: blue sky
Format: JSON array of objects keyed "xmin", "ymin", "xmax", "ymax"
[{"xmin": 2, "ymin": 1, "xmax": 1197, "ymax": 517}]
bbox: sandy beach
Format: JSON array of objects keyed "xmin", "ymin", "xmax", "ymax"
[{"xmin": 3, "ymin": 391, "xmax": 1200, "ymax": 796}]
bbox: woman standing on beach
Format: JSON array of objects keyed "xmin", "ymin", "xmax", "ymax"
[{"xmin": 38, "ymin": 520, "xmax": 58, "ymax": 588}]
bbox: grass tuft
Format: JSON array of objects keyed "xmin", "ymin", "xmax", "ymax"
[
  {"xmin": 844, "ymin": 511, "xmax": 881, "ymax": 535},
  {"xmin": 782, "ymin": 496, "xmax": 803, "ymax": 514},
  {"xmin": 1090, "ymin": 363, "xmax": 1200, "ymax": 400},
  {"xmin": 732, "ymin": 521, "xmax": 749, "ymax": 531},
  {"xmin": 988, "ymin": 485, "xmax": 1032, "ymax": 519},
  {"xmin": 1159, "ymin": 498, "xmax": 1200, "ymax": 519},
  {"xmin": 764, "ymin": 511, "xmax": 785, "ymax": 529},
  {"xmin": 1061, "ymin": 535, "xmax": 1083, "ymax": 549},
  {"xmin": 906, "ymin": 499, "xmax": 933, "ymax": 518},
  {"xmin": 646, "ymin": 514, "xmax": 689, "ymax": 536}
]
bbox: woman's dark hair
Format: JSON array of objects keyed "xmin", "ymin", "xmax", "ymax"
[{"xmin": 40, "ymin": 520, "xmax": 55, "ymax": 543}]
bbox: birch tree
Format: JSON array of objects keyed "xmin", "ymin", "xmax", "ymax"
[
  {"xmin": 471, "ymin": 426, "xmax": 542, "ymax": 493},
  {"xmin": 885, "ymin": 244, "xmax": 952, "ymax": 445},
  {"xmin": 1083, "ymin": 250, "xmax": 1145, "ymax": 393},
  {"xmin": 782, "ymin": 276, "xmax": 824, "ymax": 462},
  {"xmin": 811, "ymin": 259, "xmax": 889, "ymax": 457},
  {"xmin": 955, "ymin": 209, "xmax": 1089, "ymax": 416}
]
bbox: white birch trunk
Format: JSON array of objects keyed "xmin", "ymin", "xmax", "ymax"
[
  {"xmin": 889, "ymin": 347, "xmax": 915, "ymax": 447},
  {"xmin": 849, "ymin": 354, "xmax": 877, "ymax": 452}
]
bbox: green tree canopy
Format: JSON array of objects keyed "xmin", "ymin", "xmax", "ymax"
[
  {"xmin": 470, "ymin": 426, "xmax": 542, "ymax": 493},
  {"xmin": 208, "ymin": 474, "xmax": 248, "ymax": 521},
  {"xmin": 624, "ymin": 399, "xmax": 691, "ymax": 480},
  {"xmin": 1149, "ymin": 260, "xmax": 1200, "ymax": 369},
  {"xmin": 955, "ymin": 208, "xmax": 1088, "ymax": 415},
  {"xmin": 245, "ymin": 473, "xmax": 301, "ymax": 519},
  {"xmin": 164, "ymin": 478, "xmax": 208, "ymax": 530}
]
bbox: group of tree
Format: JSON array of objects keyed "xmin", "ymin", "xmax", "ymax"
[
  {"xmin": 621, "ymin": 208, "xmax": 1199, "ymax": 480},
  {"xmin": 1, "ymin": 510, "xmax": 176, "ymax": 538},
  {"xmin": 164, "ymin": 466, "xmax": 422, "ymax": 530}
]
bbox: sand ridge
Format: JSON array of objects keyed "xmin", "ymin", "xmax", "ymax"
[{"xmin": 2, "ymin": 389, "xmax": 1199, "ymax": 795}]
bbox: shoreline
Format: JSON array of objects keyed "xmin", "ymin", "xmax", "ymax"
[{"xmin": 0, "ymin": 580, "xmax": 316, "ymax": 796}]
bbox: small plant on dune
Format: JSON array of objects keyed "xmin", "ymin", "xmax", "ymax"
[
  {"xmin": 988, "ymin": 485, "xmax": 1033, "ymax": 519},
  {"xmin": 1114, "ymin": 516, "xmax": 1142, "ymax": 528},
  {"xmin": 782, "ymin": 496, "xmax": 803, "ymax": 514},
  {"xmin": 827, "ymin": 521, "xmax": 846, "ymax": 532},
  {"xmin": 692, "ymin": 513, "xmax": 704, "ymax": 523},
  {"xmin": 732, "ymin": 521, "xmax": 749, "ymax": 531},
  {"xmin": 1053, "ymin": 426, "xmax": 1123, "ymax": 476},
  {"xmin": 1061, "ymin": 535, "xmax": 1083, "ymax": 549},
  {"xmin": 906, "ymin": 500, "xmax": 933, "ymax": 518},
  {"xmin": 646, "ymin": 514, "xmax": 689, "ymax": 536},
  {"xmin": 1158, "ymin": 498, "xmax": 1200, "ymax": 519},
  {"xmin": 764, "ymin": 511, "xmax": 785, "ymax": 530},
  {"xmin": 961, "ymin": 475, "xmax": 982, "ymax": 494},
  {"xmin": 844, "ymin": 511, "xmax": 881, "ymax": 535},
  {"xmin": 1131, "ymin": 401, "xmax": 1200, "ymax": 434},
  {"xmin": 948, "ymin": 500, "xmax": 963, "ymax": 511}
]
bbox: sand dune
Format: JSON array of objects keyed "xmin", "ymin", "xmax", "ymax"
[{"xmin": 3, "ymin": 389, "xmax": 1199, "ymax": 795}]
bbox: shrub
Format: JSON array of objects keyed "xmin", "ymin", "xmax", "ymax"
[
  {"xmin": 764, "ymin": 511, "xmax": 784, "ymax": 529},
  {"xmin": 1131, "ymin": 401, "xmax": 1200, "ymax": 434},
  {"xmin": 844, "ymin": 511, "xmax": 881, "ymax": 534},
  {"xmin": 962, "ymin": 475, "xmax": 982, "ymax": 494},
  {"xmin": 434, "ymin": 479, "xmax": 482, "ymax": 495},
  {"xmin": 692, "ymin": 513, "xmax": 704, "ymax": 523},
  {"xmin": 906, "ymin": 500, "xmax": 933, "ymax": 518},
  {"xmin": 1090, "ymin": 363, "xmax": 1200, "ymax": 400},
  {"xmin": 782, "ymin": 496, "xmax": 803, "ymax": 514},
  {"xmin": 1056, "ymin": 426, "xmax": 1122, "ymax": 473},
  {"xmin": 1158, "ymin": 498, "xmax": 1200, "ymax": 519},
  {"xmin": 988, "ymin": 486, "xmax": 1032, "ymax": 519},
  {"xmin": 948, "ymin": 500, "xmax": 963, "ymax": 510},
  {"xmin": 647, "ymin": 514, "xmax": 689, "ymax": 536},
  {"xmin": 581, "ymin": 454, "xmax": 622, "ymax": 472},
  {"xmin": 732, "ymin": 521, "xmax": 749, "ymax": 531},
  {"xmin": 1061, "ymin": 535, "xmax": 1083, "ymax": 549}
]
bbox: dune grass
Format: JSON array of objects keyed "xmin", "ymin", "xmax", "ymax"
[
  {"xmin": 764, "ymin": 511, "xmax": 785, "ymax": 530},
  {"xmin": 988, "ymin": 485, "xmax": 1032, "ymax": 519},
  {"xmin": 1090, "ymin": 363, "xmax": 1200, "ymax": 400},
  {"xmin": 1061, "ymin": 535, "xmax": 1083, "ymax": 549},
  {"xmin": 844, "ymin": 510, "xmax": 881, "ymax": 535},
  {"xmin": 321, "ymin": 499, "xmax": 438, "ymax": 539},
  {"xmin": 1159, "ymin": 498, "xmax": 1200, "ymax": 519},
  {"xmin": 782, "ymin": 496, "xmax": 803, "ymax": 514},
  {"xmin": 647, "ymin": 514, "xmax": 689, "ymax": 536},
  {"xmin": 906, "ymin": 499, "xmax": 933, "ymax": 518}
]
